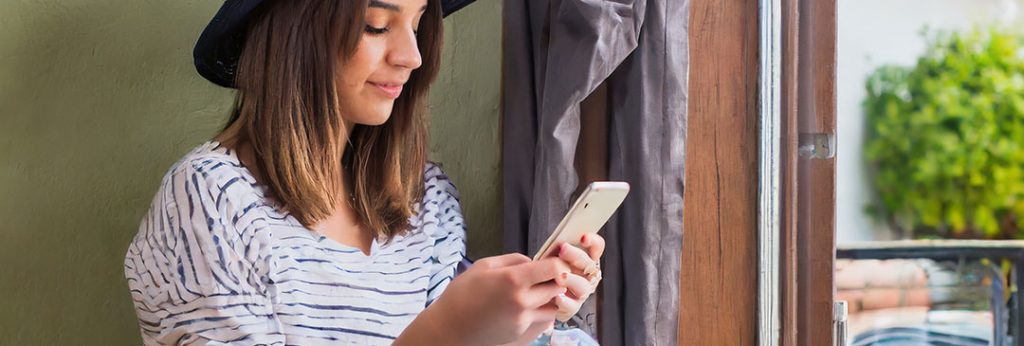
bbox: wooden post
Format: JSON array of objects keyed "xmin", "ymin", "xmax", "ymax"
[{"xmin": 679, "ymin": 0, "xmax": 760, "ymax": 343}]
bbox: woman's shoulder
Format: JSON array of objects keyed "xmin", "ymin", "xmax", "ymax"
[
  {"xmin": 155, "ymin": 141, "xmax": 261, "ymax": 200},
  {"xmin": 414, "ymin": 162, "xmax": 467, "ymax": 291},
  {"xmin": 165, "ymin": 141, "xmax": 247, "ymax": 181},
  {"xmin": 413, "ymin": 161, "xmax": 465, "ymax": 236},
  {"xmin": 132, "ymin": 141, "xmax": 271, "ymax": 256},
  {"xmin": 127, "ymin": 142, "xmax": 276, "ymax": 307},
  {"xmin": 145, "ymin": 141, "xmax": 268, "ymax": 230},
  {"xmin": 421, "ymin": 161, "xmax": 460, "ymax": 204}
]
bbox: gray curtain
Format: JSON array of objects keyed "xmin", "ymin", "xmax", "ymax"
[{"xmin": 501, "ymin": 0, "xmax": 689, "ymax": 344}]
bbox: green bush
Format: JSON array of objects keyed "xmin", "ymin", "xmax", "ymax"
[{"xmin": 864, "ymin": 27, "xmax": 1024, "ymax": 239}]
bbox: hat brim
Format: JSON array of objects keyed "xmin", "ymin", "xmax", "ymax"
[{"xmin": 194, "ymin": 0, "xmax": 474, "ymax": 88}]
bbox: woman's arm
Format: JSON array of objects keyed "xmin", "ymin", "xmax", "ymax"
[
  {"xmin": 393, "ymin": 301, "xmax": 472, "ymax": 346},
  {"xmin": 408, "ymin": 165, "xmax": 602, "ymax": 345},
  {"xmin": 396, "ymin": 254, "xmax": 571, "ymax": 346}
]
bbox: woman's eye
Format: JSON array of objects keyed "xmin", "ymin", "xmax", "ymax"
[{"xmin": 364, "ymin": 25, "xmax": 389, "ymax": 35}]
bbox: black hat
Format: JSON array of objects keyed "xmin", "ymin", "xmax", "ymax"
[{"xmin": 194, "ymin": 0, "xmax": 475, "ymax": 88}]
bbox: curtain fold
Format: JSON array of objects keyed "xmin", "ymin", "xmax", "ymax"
[{"xmin": 502, "ymin": 0, "xmax": 689, "ymax": 344}]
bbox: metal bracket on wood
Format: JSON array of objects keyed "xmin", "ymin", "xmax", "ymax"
[
  {"xmin": 798, "ymin": 133, "xmax": 836, "ymax": 159},
  {"xmin": 834, "ymin": 301, "xmax": 848, "ymax": 346}
]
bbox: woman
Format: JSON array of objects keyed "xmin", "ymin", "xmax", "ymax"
[{"xmin": 123, "ymin": 0, "xmax": 605, "ymax": 344}]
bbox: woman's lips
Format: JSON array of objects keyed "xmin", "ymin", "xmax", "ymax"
[{"xmin": 369, "ymin": 82, "xmax": 403, "ymax": 99}]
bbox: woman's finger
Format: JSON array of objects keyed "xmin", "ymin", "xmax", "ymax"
[
  {"xmin": 522, "ymin": 257, "xmax": 572, "ymax": 285},
  {"xmin": 539, "ymin": 241, "xmax": 566, "ymax": 260},
  {"xmin": 579, "ymin": 233, "xmax": 606, "ymax": 261},
  {"xmin": 563, "ymin": 273, "xmax": 593, "ymax": 299},
  {"xmin": 524, "ymin": 281, "xmax": 567, "ymax": 308},
  {"xmin": 534, "ymin": 300, "xmax": 560, "ymax": 317},
  {"xmin": 478, "ymin": 253, "xmax": 531, "ymax": 269},
  {"xmin": 558, "ymin": 243, "xmax": 594, "ymax": 273},
  {"xmin": 554, "ymin": 294, "xmax": 583, "ymax": 322}
]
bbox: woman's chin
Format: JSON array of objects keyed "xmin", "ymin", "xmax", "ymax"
[
  {"xmin": 346, "ymin": 102, "xmax": 393, "ymax": 126},
  {"xmin": 352, "ymin": 114, "xmax": 391, "ymax": 126},
  {"xmin": 365, "ymin": 118, "xmax": 389, "ymax": 126}
]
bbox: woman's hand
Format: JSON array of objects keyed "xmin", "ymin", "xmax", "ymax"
[
  {"xmin": 551, "ymin": 233, "xmax": 605, "ymax": 322},
  {"xmin": 402, "ymin": 253, "xmax": 572, "ymax": 346}
]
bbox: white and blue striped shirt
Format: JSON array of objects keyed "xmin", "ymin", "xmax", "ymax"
[{"xmin": 124, "ymin": 141, "xmax": 467, "ymax": 345}]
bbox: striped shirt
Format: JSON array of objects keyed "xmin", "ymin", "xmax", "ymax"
[{"xmin": 124, "ymin": 141, "xmax": 466, "ymax": 345}]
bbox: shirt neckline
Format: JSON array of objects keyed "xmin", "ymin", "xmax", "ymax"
[{"xmin": 201, "ymin": 139, "xmax": 381, "ymax": 259}]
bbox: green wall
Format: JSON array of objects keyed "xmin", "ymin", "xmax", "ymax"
[{"xmin": 0, "ymin": 0, "xmax": 502, "ymax": 344}]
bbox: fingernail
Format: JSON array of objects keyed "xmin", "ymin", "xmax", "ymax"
[{"xmin": 561, "ymin": 272, "xmax": 569, "ymax": 281}]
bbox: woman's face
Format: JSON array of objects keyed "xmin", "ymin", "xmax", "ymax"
[{"xmin": 335, "ymin": 0, "xmax": 427, "ymax": 127}]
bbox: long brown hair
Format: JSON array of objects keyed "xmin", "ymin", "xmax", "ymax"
[{"xmin": 217, "ymin": 0, "xmax": 443, "ymax": 241}]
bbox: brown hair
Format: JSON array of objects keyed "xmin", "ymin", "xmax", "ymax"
[{"xmin": 217, "ymin": 0, "xmax": 443, "ymax": 241}]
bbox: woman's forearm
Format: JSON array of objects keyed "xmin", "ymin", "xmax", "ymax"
[{"xmin": 395, "ymin": 304, "xmax": 470, "ymax": 346}]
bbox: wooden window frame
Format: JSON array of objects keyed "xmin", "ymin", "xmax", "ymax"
[{"xmin": 681, "ymin": 0, "xmax": 836, "ymax": 344}]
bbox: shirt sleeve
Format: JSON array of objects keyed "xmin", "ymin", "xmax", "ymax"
[
  {"xmin": 419, "ymin": 163, "xmax": 468, "ymax": 306},
  {"xmin": 124, "ymin": 156, "xmax": 284, "ymax": 345}
]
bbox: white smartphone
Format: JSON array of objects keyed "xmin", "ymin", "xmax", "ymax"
[{"xmin": 531, "ymin": 181, "xmax": 630, "ymax": 261}]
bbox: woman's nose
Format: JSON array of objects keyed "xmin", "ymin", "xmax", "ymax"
[{"xmin": 388, "ymin": 29, "xmax": 422, "ymax": 70}]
